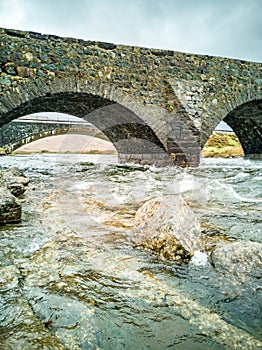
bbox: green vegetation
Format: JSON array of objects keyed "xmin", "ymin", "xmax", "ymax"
[{"xmin": 202, "ymin": 132, "xmax": 244, "ymax": 158}]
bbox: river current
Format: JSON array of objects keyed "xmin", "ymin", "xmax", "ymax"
[{"xmin": 0, "ymin": 153, "xmax": 261, "ymax": 350}]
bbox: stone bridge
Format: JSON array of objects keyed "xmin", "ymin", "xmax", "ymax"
[
  {"xmin": 0, "ymin": 120, "xmax": 110, "ymax": 153},
  {"xmin": 0, "ymin": 27, "xmax": 261, "ymax": 166}
]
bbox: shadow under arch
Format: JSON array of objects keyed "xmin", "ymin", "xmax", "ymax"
[
  {"xmin": 200, "ymin": 84, "xmax": 262, "ymax": 146},
  {"xmin": 223, "ymin": 99, "xmax": 262, "ymax": 158}
]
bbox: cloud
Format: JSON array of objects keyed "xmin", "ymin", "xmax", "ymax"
[
  {"xmin": 0, "ymin": 0, "xmax": 27, "ymax": 28},
  {"xmin": 0, "ymin": 0, "xmax": 261, "ymax": 61}
]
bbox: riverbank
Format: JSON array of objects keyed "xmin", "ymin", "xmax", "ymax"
[
  {"xmin": 11, "ymin": 134, "xmax": 117, "ymax": 155},
  {"xmin": 201, "ymin": 131, "xmax": 243, "ymax": 158},
  {"xmin": 2, "ymin": 131, "xmax": 243, "ymax": 159}
]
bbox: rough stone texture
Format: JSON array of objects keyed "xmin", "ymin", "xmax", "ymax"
[
  {"xmin": 211, "ymin": 241, "xmax": 262, "ymax": 284},
  {"xmin": 0, "ymin": 167, "xmax": 30, "ymax": 224},
  {"xmin": 0, "ymin": 187, "xmax": 21, "ymax": 224},
  {"xmin": 0, "ymin": 167, "xmax": 30, "ymax": 196},
  {"xmin": 0, "ymin": 27, "xmax": 261, "ymax": 166},
  {"xmin": 132, "ymin": 196, "xmax": 203, "ymax": 262}
]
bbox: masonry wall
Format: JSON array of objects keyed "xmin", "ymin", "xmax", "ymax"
[
  {"xmin": 0, "ymin": 27, "xmax": 261, "ymax": 165},
  {"xmin": 1, "ymin": 28, "xmax": 261, "ymax": 126}
]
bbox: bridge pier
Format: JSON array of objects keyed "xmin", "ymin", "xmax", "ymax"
[
  {"xmin": 118, "ymin": 153, "xmax": 200, "ymax": 167},
  {"xmin": 118, "ymin": 147, "xmax": 200, "ymax": 167},
  {"xmin": 115, "ymin": 138, "xmax": 200, "ymax": 167}
]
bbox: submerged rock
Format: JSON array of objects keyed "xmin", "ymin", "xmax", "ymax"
[
  {"xmin": 211, "ymin": 241, "xmax": 262, "ymax": 284},
  {"xmin": 132, "ymin": 196, "xmax": 203, "ymax": 262}
]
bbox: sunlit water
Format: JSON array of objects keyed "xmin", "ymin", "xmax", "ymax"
[{"xmin": 0, "ymin": 154, "xmax": 261, "ymax": 349}]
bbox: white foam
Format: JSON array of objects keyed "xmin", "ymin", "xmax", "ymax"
[{"xmin": 190, "ymin": 250, "xmax": 208, "ymax": 267}]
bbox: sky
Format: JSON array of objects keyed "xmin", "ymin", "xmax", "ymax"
[{"xmin": 0, "ymin": 0, "xmax": 261, "ymax": 62}]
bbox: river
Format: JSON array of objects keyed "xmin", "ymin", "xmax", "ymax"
[{"xmin": 0, "ymin": 153, "xmax": 261, "ymax": 350}]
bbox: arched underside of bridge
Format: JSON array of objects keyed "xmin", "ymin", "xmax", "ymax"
[
  {"xmin": 222, "ymin": 99, "xmax": 262, "ymax": 158},
  {"xmin": 1, "ymin": 91, "xmax": 187, "ymax": 166},
  {"xmin": 200, "ymin": 93, "xmax": 262, "ymax": 160}
]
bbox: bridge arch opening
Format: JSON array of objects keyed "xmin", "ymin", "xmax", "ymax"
[
  {"xmin": 223, "ymin": 99, "xmax": 262, "ymax": 159},
  {"xmin": 201, "ymin": 121, "xmax": 244, "ymax": 158},
  {"xmin": 1, "ymin": 91, "xmax": 172, "ymax": 166},
  {"xmin": 202, "ymin": 99, "xmax": 262, "ymax": 160},
  {"xmin": 1, "ymin": 111, "xmax": 117, "ymax": 154},
  {"xmin": 15, "ymin": 112, "xmax": 99, "ymax": 125}
]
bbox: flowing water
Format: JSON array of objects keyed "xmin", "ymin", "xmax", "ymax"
[{"xmin": 0, "ymin": 153, "xmax": 261, "ymax": 350}]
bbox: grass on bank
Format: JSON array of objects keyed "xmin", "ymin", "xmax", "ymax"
[{"xmin": 201, "ymin": 132, "xmax": 243, "ymax": 158}]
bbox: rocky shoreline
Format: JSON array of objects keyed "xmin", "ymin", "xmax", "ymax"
[
  {"xmin": 0, "ymin": 162, "xmax": 261, "ymax": 348},
  {"xmin": 0, "ymin": 167, "xmax": 30, "ymax": 224}
]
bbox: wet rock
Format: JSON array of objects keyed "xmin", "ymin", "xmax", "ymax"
[
  {"xmin": 0, "ymin": 187, "xmax": 22, "ymax": 224},
  {"xmin": 2, "ymin": 167, "xmax": 30, "ymax": 185},
  {"xmin": 211, "ymin": 241, "xmax": 262, "ymax": 283},
  {"xmin": 132, "ymin": 196, "xmax": 203, "ymax": 262},
  {"xmin": 0, "ymin": 266, "xmax": 66, "ymax": 349},
  {"xmin": 0, "ymin": 265, "xmax": 20, "ymax": 291},
  {"xmin": 0, "ymin": 167, "xmax": 30, "ymax": 197},
  {"xmin": 24, "ymin": 288, "xmax": 97, "ymax": 350},
  {"xmin": 0, "ymin": 167, "xmax": 29, "ymax": 224}
]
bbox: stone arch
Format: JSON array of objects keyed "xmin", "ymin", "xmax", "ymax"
[
  {"xmin": 201, "ymin": 88, "xmax": 262, "ymax": 158},
  {"xmin": 223, "ymin": 99, "xmax": 262, "ymax": 157},
  {"xmin": 0, "ymin": 77, "xmax": 199, "ymax": 166}
]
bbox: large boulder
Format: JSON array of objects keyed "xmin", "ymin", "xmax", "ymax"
[
  {"xmin": 0, "ymin": 167, "xmax": 30, "ymax": 224},
  {"xmin": 0, "ymin": 187, "xmax": 22, "ymax": 224},
  {"xmin": 132, "ymin": 196, "xmax": 204, "ymax": 262}
]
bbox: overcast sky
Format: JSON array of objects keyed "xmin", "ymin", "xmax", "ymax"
[{"xmin": 1, "ymin": 0, "xmax": 261, "ymax": 62}]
